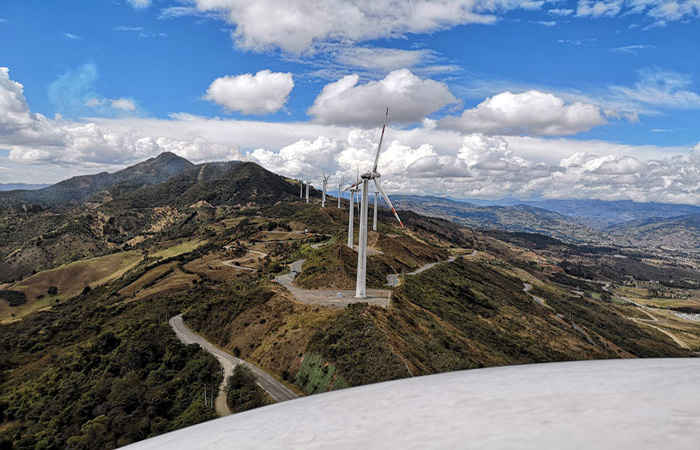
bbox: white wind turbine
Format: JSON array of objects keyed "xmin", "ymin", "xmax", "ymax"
[
  {"xmin": 321, "ymin": 173, "xmax": 330, "ymax": 208},
  {"xmin": 299, "ymin": 175, "xmax": 304, "ymax": 198},
  {"xmin": 348, "ymin": 108, "xmax": 403, "ymax": 298},
  {"xmin": 347, "ymin": 183, "xmax": 359, "ymax": 248},
  {"xmin": 337, "ymin": 177, "xmax": 344, "ymax": 208},
  {"xmin": 305, "ymin": 176, "xmax": 310, "ymax": 203},
  {"xmin": 373, "ymin": 190, "xmax": 379, "ymax": 231}
]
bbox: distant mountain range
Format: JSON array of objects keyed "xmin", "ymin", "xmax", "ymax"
[
  {"xmin": 395, "ymin": 195, "xmax": 700, "ymax": 249},
  {"xmin": 390, "ymin": 195, "xmax": 609, "ymax": 244},
  {"xmin": 451, "ymin": 197, "xmax": 700, "ymax": 229},
  {"xmin": 0, "ymin": 183, "xmax": 52, "ymax": 191}
]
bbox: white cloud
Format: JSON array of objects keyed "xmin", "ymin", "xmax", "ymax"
[
  {"xmin": 110, "ymin": 98, "xmax": 136, "ymax": 111},
  {"xmin": 62, "ymin": 33, "xmax": 82, "ymax": 40},
  {"xmin": 440, "ymin": 90, "xmax": 606, "ymax": 136},
  {"xmin": 204, "ymin": 70, "xmax": 294, "ymax": 115},
  {"xmin": 537, "ymin": 20, "xmax": 557, "ymax": 26},
  {"xmin": 576, "ymin": 0, "xmax": 623, "ymax": 17},
  {"xmin": 334, "ymin": 47, "xmax": 436, "ymax": 73},
  {"xmin": 548, "ymin": 8, "xmax": 574, "ymax": 15},
  {"xmin": 576, "ymin": 0, "xmax": 700, "ymax": 23},
  {"xmin": 609, "ymin": 44, "xmax": 656, "ymax": 54},
  {"xmin": 609, "ymin": 68, "xmax": 700, "ymax": 108},
  {"xmin": 127, "ymin": 0, "xmax": 150, "ymax": 9},
  {"xmin": 6, "ymin": 67, "xmax": 700, "ymax": 205},
  {"xmin": 308, "ymin": 69, "xmax": 457, "ymax": 126},
  {"xmin": 190, "ymin": 0, "xmax": 545, "ymax": 53}
]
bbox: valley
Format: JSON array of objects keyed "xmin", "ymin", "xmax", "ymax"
[{"xmin": 1, "ymin": 155, "xmax": 699, "ymax": 448}]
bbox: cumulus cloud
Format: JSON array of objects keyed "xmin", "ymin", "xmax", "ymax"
[
  {"xmin": 0, "ymin": 67, "xmax": 238, "ymax": 167},
  {"xmin": 204, "ymin": 70, "xmax": 294, "ymax": 115},
  {"xmin": 440, "ymin": 90, "xmax": 606, "ymax": 136},
  {"xmin": 308, "ymin": 69, "xmax": 457, "ymax": 126},
  {"xmin": 189, "ymin": 0, "xmax": 544, "ymax": 53},
  {"xmin": 6, "ymin": 67, "xmax": 700, "ymax": 205}
]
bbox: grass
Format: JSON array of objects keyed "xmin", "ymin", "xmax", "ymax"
[
  {"xmin": 2, "ymin": 251, "xmax": 142, "ymax": 322},
  {"xmin": 125, "ymin": 269, "xmax": 199, "ymax": 303},
  {"xmin": 295, "ymin": 353, "xmax": 348, "ymax": 394},
  {"xmin": 149, "ymin": 239, "xmax": 206, "ymax": 259},
  {"xmin": 118, "ymin": 261, "xmax": 179, "ymax": 297}
]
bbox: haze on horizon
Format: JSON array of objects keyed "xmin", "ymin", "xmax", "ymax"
[{"xmin": 2, "ymin": 0, "xmax": 700, "ymax": 204}]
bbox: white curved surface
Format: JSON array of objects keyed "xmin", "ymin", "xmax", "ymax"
[{"xmin": 124, "ymin": 359, "xmax": 700, "ymax": 450}]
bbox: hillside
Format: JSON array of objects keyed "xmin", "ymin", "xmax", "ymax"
[
  {"xmin": 1, "ymin": 154, "xmax": 698, "ymax": 449},
  {"xmin": 390, "ymin": 195, "xmax": 609, "ymax": 244},
  {"xmin": 608, "ymin": 213, "xmax": 700, "ymax": 250}
]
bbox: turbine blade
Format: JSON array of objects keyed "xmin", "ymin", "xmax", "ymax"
[
  {"xmin": 372, "ymin": 107, "xmax": 389, "ymax": 173},
  {"xmin": 374, "ymin": 178, "xmax": 403, "ymax": 228},
  {"xmin": 344, "ymin": 179, "xmax": 362, "ymax": 191}
]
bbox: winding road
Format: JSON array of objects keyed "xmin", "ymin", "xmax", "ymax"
[
  {"xmin": 602, "ymin": 284, "xmax": 690, "ymax": 349},
  {"xmin": 169, "ymin": 314, "xmax": 297, "ymax": 417}
]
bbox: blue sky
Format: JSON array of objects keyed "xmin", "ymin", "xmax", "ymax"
[{"xmin": 2, "ymin": 0, "xmax": 700, "ymax": 203}]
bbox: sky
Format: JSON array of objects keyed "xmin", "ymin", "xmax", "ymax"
[{"xmin": 1, "ymin": 0, "xmax": 700, "ymax": 203}]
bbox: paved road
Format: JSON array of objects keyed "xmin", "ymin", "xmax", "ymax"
[
  {"xmin": 169, "ymin": 315, "xmax": 298, "ymax": 407},
  {"xmin": 386, "ymin": 255, "xmax": 460, "ymax": 287}
]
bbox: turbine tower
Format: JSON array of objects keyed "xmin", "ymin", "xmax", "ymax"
[
  {"xmin": 321, "ymin": 173, "xmax": 330, "ymax": 208},
  {"xmin": 337, "ymin": 177, "xmax": 344, "ymax": 208},
  {"xmin": 299, "ymin": 176, "xmax": 304, "ymax": 198},
  {"xmin": 305, "ymin": 177, "xmax": 310, "ymax": 203},
  {"xmin": 347, "ymin": 186, "xmax": 357, "ymax": 248},
  {"xmin": 348, "ymin": 108, "xmax": 403, "ymax": 298},
  {"xmin": 373, "ymin": 190, "xmax": 379, "ymax": 231}
]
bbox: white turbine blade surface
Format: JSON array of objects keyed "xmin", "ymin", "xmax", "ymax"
[
  {"xmin": 372, "ymin": 107, "xmax": 389, "ymax": 173},
  {"xmin": 374, "ymin": 178, "xmax": 403, "ymax": 228}
]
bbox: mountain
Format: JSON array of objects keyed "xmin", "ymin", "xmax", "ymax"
[
  {"xmin": 0, "ymin": 183, "xmax": 51, "ymax": 191},
  {"xmin": 391, "ymin": 195, "xmax": 607, "ymax": 244},
  {"xmin": 451, "ymin": 198, "xmax": 700, "ymax": 230},
  {"xmin": 0, "ymin": 152, "xmax": 194, "ymax": 207},
  {"xmin": 107, "ymin": 160, "xmax": 304, "ymax": 208},
  {"xmin": 608, "ymin": 213, "xmax": 700, "ymax": 250}
]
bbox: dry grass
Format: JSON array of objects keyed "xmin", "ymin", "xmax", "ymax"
[
  {"xmin": 2, "ymin": 251, "xmax": 142, "ymax": 322},
  {"xmin": 125, "ymin": 268, "xmax": 199, "ymax": 303},
  {"xmin": 118, "ymin": 261, "xmax": 179, "ymax": 297},
  {"xmin": 184, "ymin": 252, "xmax": 249, "ymax": 281},
  {"xmin": 148, "ymin": 239, "xmax": 206, "ymax": 259}
]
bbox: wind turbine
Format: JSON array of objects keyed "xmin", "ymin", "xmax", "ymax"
[
  {"xmin": 305, "ymin": 176, "xmax": 310, "ymax": 203},
  {"xmin": 373, "ymin": 190, "xmax": 379, "ymax": 231},
  {"xmin": 321, "ymin": 173, "xmax": 330, "ymax": 208},
  {"xmin": 347, "ymin": 184, "xmax": 359, "ymax": 248},
  {"xmin": 337, "ymin": 177, "xmax": 344, "ymax": 208},
  {"xmin": 299, "ymin": 176, "xmax": 304, "ymax": 198},
  {"xmin": 348, "ymin": 108, "xmax": 403, "ymax": 298}
]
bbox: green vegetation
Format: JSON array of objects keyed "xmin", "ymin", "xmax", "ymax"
[
  {"xmin": 295, "ymin": 353, "xmax": 348, "ymax": 394},
  {"xmin": 0, "ymin": 287, "xmax": 220, "ymax": 449},
  {"xmin": 304, "ymin": 304, "xmax": 410, "ymax": 387},
  {"xmin": 225, "ymin": 365, "xmax": 266, "ymax": 413}
]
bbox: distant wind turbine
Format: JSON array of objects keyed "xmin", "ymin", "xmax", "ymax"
[
  {"xmin": 337, "ymin": 177, "xmax": 344, "ymax": 208},
  {"xmin": 305, "ymin": 176, "xmax": 310, "ymax": 203},
  {"xmin": 347, "ymin": 108, "xmax": 403, "ymax": 298},
  {"xmin": 322, "ymin": 173, "xmax": 330, "ymax": 208}
]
